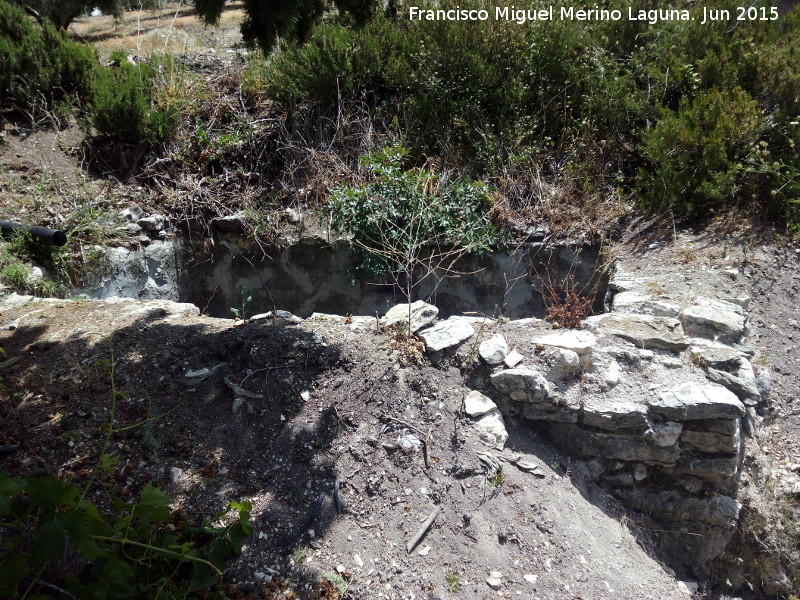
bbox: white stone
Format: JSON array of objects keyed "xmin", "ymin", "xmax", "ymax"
[
  {"xmin": 473, "ymin": 410, "xmax": 508, "ymax": 449},
  {"xmin": 119, "ymin": 205, "xmax": 142, "ymax": 222},
  {"xmin": 677, "ymin": 580, "xmax": 698, "ymax": 595},
  {"xmin": 644, "ymin": 422, "xmax": 683, "ymax": 447},
  {"xmin": 479, "ymin": 334, "xmax": 509, "ymax": 365},
  {"xmin": 418, "ymin": 318, "xmax": 475, "ymax": 352},
  {"xmin": 464, "ymin": 390, "xmax": 499, "ymax": 417},
  {"xmin": 169, "ymin": 466, "xmax": 182, "ymax": 483},
  {"xmin": 503, "ymin": 350, "xmax": 524, "ymax": 368},
  {"xmin": 26, "ymin": 266, "xmax": 44, "ymax": 286},
  {"xmin": 214, "ymin": 212, "xmax": 246, "ymax": 232},
  {"xmin": 486, "ymin": 577, "xmax": 502, "ymax": 590},
  {"xmin": 583, "ymin": 313, "xmax": 687, "ymax": 351},
  {"xmin": 612, "ymin": 291, "xmax": 680, "ymax": 318},
  {"xmin": 381, "ymin": 301, "xmax": 438, "ymax": 333},
  {"xmin": 598, "ymin": 359, "xmax": 622, "ymax": 390},
  {"xmin": 138, "ymin": 215, "xmax": 164, "ymax": 231},
  {"xmin": 532, "ymin": 330, "xmax": 596, "ymax": 355},
  {"xmin": 491, "ymin": 368, "xmax": 550, "ymax": 402},
  {"xmin": 544, "ymin": 347, "xmax": 580, "ymax": 382},
  {"xmin": 681, "ymin": 298, "xmax": 746, "ymax": 343},
  {"xmin": 523, "ymin": 574, "xmax": 538, "ymax": 584},
  {"xmin": 417, "ymin": 545, "xmax": 431, "ymax": 556},
  {"xmin": 650, "ymin": 382, "xmax": 745, "ymax": 420}
]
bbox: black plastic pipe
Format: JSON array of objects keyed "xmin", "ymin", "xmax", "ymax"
[{"xmin": 0, "ymin": 221, "xmax": 67, "ymax": 246}]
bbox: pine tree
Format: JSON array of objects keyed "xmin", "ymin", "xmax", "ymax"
[{"xmin": 193, "ymin": 0, "xmax": 377, "ymax": 52}]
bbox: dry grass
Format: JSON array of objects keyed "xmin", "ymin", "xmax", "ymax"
[{"xmin": 69, "ymin": 1, "xmax": 245, "ymax": 58}]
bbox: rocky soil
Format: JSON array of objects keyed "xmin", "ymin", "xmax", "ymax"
[{"xmin": 0, "ymin": 293, "xmax": 697, "ymax": 599}]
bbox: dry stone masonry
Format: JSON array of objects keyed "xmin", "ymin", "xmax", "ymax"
[
  {"xmin": 389, "ymin": 273, "xmax": 767, "ymax": 573},
  {"xmin": 461, "ymin": 276, "xmax": 767, "ymax": 571}
]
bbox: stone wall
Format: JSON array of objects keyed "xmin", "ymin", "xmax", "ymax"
[
  {"xmin": 397, "ymin": 272, "xmax": 767, "ymax": 574},
  {"xmin": 465, "ymin": 278, "xmax": 768, "ymax": 573},
  {"xmin": 73, "ymin": 225, "xmax": 607, "ymax": 320}
]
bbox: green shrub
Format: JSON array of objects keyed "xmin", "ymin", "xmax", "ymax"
[
  {"xmin": 89, "ymin": 53, "xmax": 179, "ymax": 144},
  {"xmin": 637, "ymin": 87, "xmax": 763, "ymax": 217},
  {"xmin": 0, "ymin": 0, "xmax": 97, "ymax": 117},
  {"xmin": 326, "ymin": 145, "xmax": 501, "ymax": 311},
  {"xmin": 0, "ymin": 471, "xmax": 251, "ymax": 599}
]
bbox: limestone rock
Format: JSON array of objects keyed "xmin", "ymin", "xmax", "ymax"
[
  {"xmin": 613, "ymin": 490, "xmax": 741, "ymax": 526},
  {"xmin": 664, "ymin": 455, "xmax": 740, "ymax": 483},
  {"xmin": 473, "ymin": 410, "xmax": 508, "ymax": 449},
  {"xmin": 479, "ymin": 334, "xmax": 509, "ymax": 365},
  {"xmin": 213, "ymin": 211, "xmax": 247, "ymax": 232},
  {"xmin": 608, "ymin": 276, "xmax": 649, "ymax": 292},
  {"xmin": 680, "ymin": 421, "xmax": 741, "ymax": 455},
  {"xmin": 542, "ymin": 347, "xmax": 580, "ymax": 382},
  {"xmin": 756, "ymin": 367, "xmax": 772, "ymax": 399},
  {"xmin": 119, "ymin": 205, "xmax": 142, "ymax": 222},
  {"xmin": 705, "ymin": 366, "xmax": 760, "ymax": 401},
  {"xmin": 491, "ymin": 367, "xmax": 550, "ymax": 402},
  {"xmin": 650, "ymin": 382, "xmax": 745, "ymax": 421},
  {"xmin": 418, "ymin": 318, "xmax": 475, "ymax": 352},
  {"xmin": 503, "ymin": 349, "xmax": 524, "ymax": 368},
  {"xmin": 464, "ymin": 390, "xmax": 498, "ymax": 417},
  {"xmin": 138, "ymin": 215, "xmax": 164, "ymax": 231},
  {"xmin": 580, "ymin": 399, "xmax": 649, "ymax": 431},
  {"xmin": 548, "ymin": 423, "xmax": 680, "ymax": 465},
  {"xmin": 644, "ymin": 421, "xmax": 683, "ymax": 447},
  {"xmin": 688, "ymin": 343, "xmax": 743, "ymax": 371},
  {"xmin": 531, "ymin": 330, "xmax": 596, "ymax": 354},
  {"xmin": 583, "ymin": 313, "xmax": 688, "ymax": 351},
  {"xmin": 381, "ymin": 301, "xmax": 438, "ymax": 333},
  {"xmin": 611, "ymin": 291, "xmax": 680, "ymax": 318},
  {"xmin": 593, "ymin": 357, "xmax": 623, "ymax": 391},
  {"xmin": 522, "ymin": 403, "xmax": 580, "ymax": 423},
  {"xmin": 681, "ymin": 298, "xmax": 746, "ymax": 343}
]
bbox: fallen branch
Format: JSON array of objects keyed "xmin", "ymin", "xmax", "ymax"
[{"xmin": 406, "ymin": 505, "xmax": 442, "ymax": 554}]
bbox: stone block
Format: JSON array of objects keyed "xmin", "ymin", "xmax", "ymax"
[
  {"xmin": 580, "ymin": 398, "xmax": 649, "ymax": 431},
  {"xmin": 649, "ymin": 382, "xmax": 745, "ymax": 421},
  {"xmin": 583, "ymin": 313, "xmax": 688, "ymax": 351},
  {"xmin": 381, "ymin": 301, "xmax": 438, "ymax": 332},
  {"xmin": 418, "ymin": 317, "xmax": 475, "ymax": 352},
  {"xmin": 491, "ymin": 367, "xmax": 550, "ymax": 402},
  {"xmin": 548, "ymin": 423, "xmax": 679, "ymax": 465}
]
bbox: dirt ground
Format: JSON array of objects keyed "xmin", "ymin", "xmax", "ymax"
[{"xmin": 0, "ymin": 296, "xmax": 696, "ymax": 600}]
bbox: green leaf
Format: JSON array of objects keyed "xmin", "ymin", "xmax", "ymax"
[
  {"xmin": 32, "ymin": 513, "xmax": 67, "ymax": 564},
  {"xmin": 97, "ymin": 453, "xmax": 118, "ymax": 475},
  {"xmin": 0, "ymin": 553, "xmax": 28, "ymax": 596},
  {"xmin": 135, "ymin": 482, "xmax": 172, "ymax": 522},
  {"xmin": 62, "ymin": 508, "xmax": 107, "ymax": 560},
  {"xmin": 27, "ymin": 477, "xmax": 78, "ymax": 511}
]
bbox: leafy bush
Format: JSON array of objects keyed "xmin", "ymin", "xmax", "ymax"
[
  {"xmin": 0, "ymin": 472, "xmax": 251, "ymax": 599},
  {"xmin": 637, "ymin": 87, "xmax": 762, "ymax": 216},
  {"xmin": 257, "ymin": 0, "xmax": 800, "ymax": 229},
  {"xmin": 0, "ymin": 0, "xmax": 97, "ymax": 117},
  {"xmin": 326, "ymin": 145, "xmax": 501, "ymax": 317},
  {"xmin": 89, "ymin": 53, "xmax": 179, "ymax": 144}
]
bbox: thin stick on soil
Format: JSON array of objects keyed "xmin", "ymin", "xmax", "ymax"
[{"xmin": 407, "ymin": 505, "xmax": 442, "ymax": 554}]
